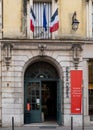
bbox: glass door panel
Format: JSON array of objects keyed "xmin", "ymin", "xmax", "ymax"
[{"xmin": 24, "ymin": 81, "xmax": 42, "ymax": 123}]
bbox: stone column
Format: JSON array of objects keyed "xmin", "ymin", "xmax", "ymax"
[{"xmin": 81, "ymin": 59, "xmax": 90, "ymax": 125}]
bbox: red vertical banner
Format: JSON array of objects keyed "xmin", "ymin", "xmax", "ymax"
[{"xmin": 70, "ymin": 70, "xmax": 82, "ymax": 114}]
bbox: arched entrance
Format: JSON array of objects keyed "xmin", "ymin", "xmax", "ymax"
[{"xmin": 24, "ymin": 60, "xmax": 62, "ymax": 125}]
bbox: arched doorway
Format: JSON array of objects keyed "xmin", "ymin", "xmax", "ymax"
[{"xmin": 24, "ymin": 61, "xmax": 62, "ymax": 125}]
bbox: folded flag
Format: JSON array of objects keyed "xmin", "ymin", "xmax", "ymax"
[
  {"xmin": 43, "ymin": 4, "xmax": 47, "ymax": 31},
  {"xmin": 50, "ymin": 8, "xmax": 59, "ymax": 33},
  {"xmin": 30, "ymin": 7, "xmax": 36, "ymax": 32}
]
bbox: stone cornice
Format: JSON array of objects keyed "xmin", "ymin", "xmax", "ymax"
[{"xmin": 0, "ymin": 38, "xmax": 93, "ymax": 44}]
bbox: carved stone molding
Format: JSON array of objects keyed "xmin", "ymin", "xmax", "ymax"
[
  {"xmin": 2, "ymin": 43, "xmax": 13, "ymax": 70},
  {"xmin": 38, "ymin": 44, "xmax": 47, "ymax": 56},
  {"xmin": 71, "ymin": 44, "xmax": 83, "ymax": 69}
]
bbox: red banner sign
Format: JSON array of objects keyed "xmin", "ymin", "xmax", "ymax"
[{"xmin": 70, "ymin": 70, "xmax": 82, "ymax": 114}]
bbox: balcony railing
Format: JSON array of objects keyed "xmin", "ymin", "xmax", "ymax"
[{"xmin": 33, "ymin": 26, "xmax": 52, "ymax": 39}]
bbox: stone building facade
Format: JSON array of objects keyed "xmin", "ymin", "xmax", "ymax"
[{"xmin": 0, "ymin": 0, "xmax": 93, "ymax": 127}]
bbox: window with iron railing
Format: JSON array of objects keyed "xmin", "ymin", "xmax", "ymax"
[{"xmin": 33, "ymin": 2, "xmax": 52, "ymax": 39}]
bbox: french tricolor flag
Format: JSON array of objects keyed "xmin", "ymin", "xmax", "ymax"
[
  {"xmin": 50, "ymin": 8, "xmax": 59, "ymax": 33},
  {"xmin": 30, "ymin": 7, "xmax": 36, "ymax": 32}
]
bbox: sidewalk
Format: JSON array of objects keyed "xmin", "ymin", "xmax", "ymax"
[{"xmin": 0, "ymin": 126, "xmax": 93, "ymax": 130}]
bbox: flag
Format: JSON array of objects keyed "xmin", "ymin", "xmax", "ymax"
[
  {"xmin": 43, "ymin": 4, "xmax": 47, "ymax": 31},
  {"xmin": 30, "ymin": 7, "xmax": 36, "ymax": 32},
  {"xmin": 50, "ymin": 8, "xmax": 59, "ymax": 33}
]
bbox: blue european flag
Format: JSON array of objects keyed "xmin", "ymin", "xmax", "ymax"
[{"xmin": 43, "ymin": 4, "xmax": 47, "ymax": 31}]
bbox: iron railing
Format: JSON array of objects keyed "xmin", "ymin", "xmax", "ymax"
[{"xmin": 33, "ymin": 26, "xmax": 52, "ymax": 39}]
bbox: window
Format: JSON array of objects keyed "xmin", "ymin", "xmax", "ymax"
[
  {"xmin": 23, "ymin": 0, "xmax": 54, "ymax": 39},
  {"xmin": 33, "ymin": 1, "xmax": 52, "ymax": 39}
]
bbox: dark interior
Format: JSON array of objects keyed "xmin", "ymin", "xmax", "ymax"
[{"xmin": 41, "ymin": 81, "xmax": 57, "ymax": 121}]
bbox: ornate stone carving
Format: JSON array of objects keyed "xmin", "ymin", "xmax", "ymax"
[{"xmin": 2, "ymin": 43, "xmax": 13, "ymax": 70}]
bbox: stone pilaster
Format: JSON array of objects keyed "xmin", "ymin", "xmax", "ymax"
[{"xmin": 0, "ymin": 0, "xmax": 2, "ymax": 127}]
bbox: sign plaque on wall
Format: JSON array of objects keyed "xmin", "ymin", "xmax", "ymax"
[{"xmin": 66, "ymin": 67, "xmax": 69, "ymax": 98}]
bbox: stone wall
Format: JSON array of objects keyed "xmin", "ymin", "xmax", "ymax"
[
  {"xmin": 1, "ymin": 42, "xmax": 88, "ymax": 127},
  {"xmin": 3, "ymin": 0, "xmax": 86, "ymax": 38}
]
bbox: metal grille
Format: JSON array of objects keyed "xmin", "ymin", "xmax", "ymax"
[
  {"xmin": 25, "ymin": 61, "xmax": 59, "ymax": 79},
  {"xmin": 33, "ymin": 2, "xmax": 52, "ymax": 39}
]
